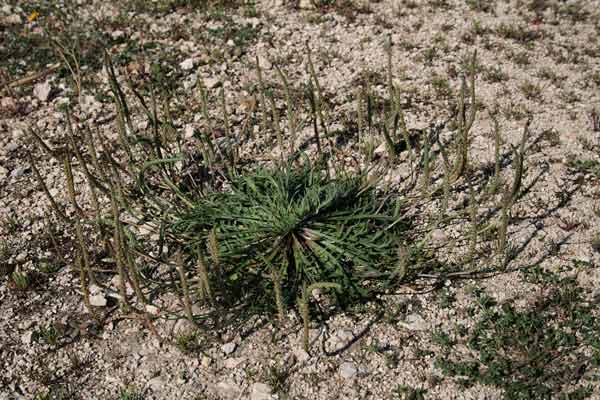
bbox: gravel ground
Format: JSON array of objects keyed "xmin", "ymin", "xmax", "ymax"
[{"xmin": 1, "ymin": 0, "xmax": 600, "ymax": 399}]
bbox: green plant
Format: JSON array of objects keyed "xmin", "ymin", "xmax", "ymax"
[
  {"xmin": 11, "ymin": 270, "xmax": 30, "ymax": 291},
  {"xmin": 37, "ymin": 324, "xmax": 60, "ymax": 347},
  {"xmin": 33, "ymin": 385, "xmax": 72, "ymax": 400},
  {"xmin": 171, "ymin": 162, "xmax": 412, "ymax": 315},
  {"xmin": 436, "ymin": 275, "xmax": 599, "ymax": 399},
  {"xmin": 175, "ymin": 331, "xmax": 201, "ymax": 354},
  {"xmin": 520, "ymin": 81, "xmax": 543, "ymax": 102},
  {"xmin": 119, "ymin": 386, "xmax": 145, "ymax": 400},
  {"xmin": 38, "ymin": 261, "xmax": 62, "ymax": 274},
  {"xmin": 567, "ymin": 158, "xmax": 600, "ymax": 179},
  {"xmin": 392, "ymin": 384, "xmax": 427, "ymax": 399},
  {"xmin": 1, "ymin": 214, "xmax": 20, "ymax": 234}
]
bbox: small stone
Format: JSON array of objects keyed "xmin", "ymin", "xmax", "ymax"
[
  {"xmin": 293, "ymin": 347, "xmax": 310, "ymax": 362},
  {"xmin": 10, "ymin": 167, "xmax": 26, "ymax": 179},
  {"xmin": 431, "ymin": 229, "xmax": 446, "ymax": 244},
  {"xmin": 299, "ymin": 0, "xmax": 315, "ymax": 9},
  {"xmin": 88, "ymin": 284, "xmax": 102, "ymax": 295},
  {"xmin": 250, "ymin": 382, "xmax": 273, "ymax": 400},
  {"xmin": 145, "ymin": 304, "xmax": 159, "ymax": 315},
  {"xmin": 215, "ymin": 380, "xmax": 241, "ymax": 399},
  {"xmin": 374, "ymin": 141, "xmax": 387, "ymax": 155},
  {"xmin": 223, "ymin": 357, "xmax": 245, "ymax": 369},
  {"xmin": 89, "ymin": 294, "xmax": 107, "ymax": 307},
  {"xmin": 111, "ymin": 30, "xmax": 125, "ymax": 40},
  {"xmin": 180, "ymin": 58, "xmax": 195, "ymax": 71},
  {"xmin": 5, "ymin": 142, "xmax": 18, "ymax": 152},
  {"xmin": 5, "ymin": 13, "xmax": 21, "ymax": 24},
  {"xmin": 147, "ymin": 376, "xmax": 164, "ymax": 391},
  {"xmin": 12, "ymin": 128, "xmax": 24, "ymax": 139},
  {"xmin": 21, "ymin": 331, "xmax": 34, "ymax": 344},
  {"xmin": 183, "ymin": 73, "xmax": 198, "ymax": 90},
  {"xmin": 398, "ymin": 313, "xmax": 427, "ymax": 331},
  {"xmin": 201, "ymin": 355, "xmax": 212, "ymax": 368},
  {"xmin": 15, "ymin": 251, "xmax": 27, "ymax": 262},
  {"xmin": 339, "ymin": 362, "xmax": 358, "ymax": 379},
  {"xmin": 257, "ymin": 54, "xmax": 272, "ymax": 70},
  {"xmin": 0, "ymin": 166, "xmax": 7, "ymax": 179},
  {"xmin": 1, "ymin": 97, "xmax": 17, "ymax": 113},
  {"xmin": 80, "ymin": 94, "xmax": 101, "ymax": 115},
  {"xmin": 204, "ymin": 77, "xmax": 220, "ymax": 89},
  {"xmin": 221, "ymin": 342, "xmax": 236, "ymax": 355},
  {"xmin": 184, "ymin": 125, "xmax": 195, "ymax": 139},
  {"xmin": 33, "ymin": 81, "xmax": 52, "ymax": 102},
  {"xmin": 173, "ymin": 319, "xmax": 196, "ymax": 336}
]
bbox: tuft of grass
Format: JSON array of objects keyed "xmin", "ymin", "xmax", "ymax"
[
  {"xmin": 171, "ymin": 162, "xmax": 412, "ymax": 314},
  {"xmin": 11, "ymin": 270, "xmax": 30, "ymax": 291}
]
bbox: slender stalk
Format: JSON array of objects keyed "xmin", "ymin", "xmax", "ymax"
[
  {"xmin": 220, "ymin": 87, "xmax": 236, "ymax": 167},
  {"xmin": 255, "ymin": 55, "xmax": 269, "ymax": 134},
  {"xmin": 421, "ymin": 130, "xmax": 431, "ymax": 196},
  {"xmin": 176, "ymin": 251, "xmax": 195, "ymax": 325},
  {"xmin": 208, "ymin": 227, "xmax": 222, "ymax": 281},
  {"xmin": 300, "ymin": 284, "xmax": 310, "ymax": 352},
  {"xmin": 468, "ymin": 179, "xmax": 478, "ymax": 262},
  {"xmin": 110, "ymin": 189, "xmax": 130, "ymax": 312},
  {"xmin": 491, "ymin": 113, "xmax": 502, "ymax": 193},
  {"xmin": 62, "ymin": 150, "xmax": 84, "ymax": 218},
  {"xmin": 196, "ymin": 248, "xmax": 213, "ymax": 304},
  {"xmin": 307, "ymin": 81, "xmax": 322, "ymax": 155},
  {"xmin": 125, "ymin": 244, "xmax": 147, "ymax": 306},
  {"xmin": 274, "ymin": 63, "xmax": 296, "ymax": 157},
  {"xmin": 74, "ymin": 217, "xmax": 97, "ymax": 286},
  {"xmin": 28, "ymin": 153, "xmax": 69, "ymax": 224},
  {"xmin": 77, "ymin": 255, "xmax": 95, "ymax": 318},
  {"xmin": 269, "ymin": 95, "xmax": 284, "ymax": 163},
  {"xmin": 28, "ymin": 126, "xmax": 55, "ymax": 157}
]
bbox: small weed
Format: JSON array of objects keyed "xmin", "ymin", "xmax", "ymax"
[
  {"xmin": 537, "ymin": 68, "xmax": 561, "ymax": 86},
  {"xmin": 510, "ymin": 51, "xmax": 530, "ymax": 66},
  {"xmin": 592, "ymin": 234, "xmax": 600, "ymax": 253},
  {"xmin": 431, "ymin": 330, "xmax": 453, "ymax": 348},
  {"xmin": 119, "ymin": 386, "xmax": 145, "ymax": 400},
  {"xmin": 263, "ymin": 363, "xmax": 291, "ymax": 394},
  {"xmin": 11, "ymin": 270, "xmax": 30, "ymax": 291},
  {"xmin": 539, "ymin": 128, "xmax": 561, "ymax": 147},
  {"xmin": 1, "ymin": 214, "xmax": 20, "ymax": 234},
  {"xmin": 33, "ymin": 385, "xmax": 72, "ymax": 400},
  {"xmin": 520, "ymin": 81, "xmax": 543, "ymax": 102},
  {"xmin": 175, "ymin": 332, "xmax": 201, "ymax": 354},
  {"xmin": 496, "ymin": 23, "xmax": 541, "ymax": 45},
  {"xmin": 392, "ymin": 384, "xmax": 427, "ymax": 399},
  {"xmin": 37, "ymin": 324, "xmax": 60, "ymax": 347},
  {"xmin": 431, "ymin": 75, "xmax": 451, "ymax": 98},
  {"xmin": 422, "ymin": 46, "xmax": 438, "ymax": 66},
  {"xmin": 567, "ymin": 158, "xmax": 600, "ymax": 179},
  {"xmin": 483, "ymin": 65, "xmax": 509, "ymax": 83},
  {"xmin": 466, "ymin": 0, "xmax": 495, "ymax": 13},
  {"xmin": 436, "ymin": 274, "xmax": 599, "ymax": 398},
  {"xmin": 38, "ymin": 261, "xmax": 63, "ymax": 274}
]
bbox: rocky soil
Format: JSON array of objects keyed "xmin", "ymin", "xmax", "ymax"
[{"xmin": 1, "ymin": 0, "xmax": 600, "ymax": 399}]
